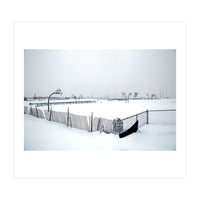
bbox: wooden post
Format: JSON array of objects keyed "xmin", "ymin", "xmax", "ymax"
[
  {"xmin": 91, "ymin": 112, "xmax": 93, "ymax": 132},
  {"xmin": 146, "ymin": 110, "xmax": 149, "ymax": 124}
]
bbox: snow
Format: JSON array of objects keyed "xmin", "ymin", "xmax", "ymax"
[
  {"xmin": 24, "ymin": 114, "xmax": 176, "ymax": 151},
  {"xmin": 34, "ymin": 98, "xmax": 176, "ymax": 120},
  {"xmin": 24, "ymin": 99, "xmax": 176, "ymax": 150}
]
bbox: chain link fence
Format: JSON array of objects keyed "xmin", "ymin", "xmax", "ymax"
[
  {"xmin": 113, "ymin": 109, "xmax": 176, "ymax": 134},
  {"xmin": 148, "ymin": 109, "xmax": 176, "ymax": 125},
  {"xmin": 120, "ymin": 111, "xmax": 147, "ymax": 133}
]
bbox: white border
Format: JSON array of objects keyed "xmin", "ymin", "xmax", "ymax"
[{"xmin": 15, "ymin": 22, "xmax": 185, "ymax": 178}]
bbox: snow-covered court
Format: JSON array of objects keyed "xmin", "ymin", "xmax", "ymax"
[{"xmin": 24, "ymin": 99, "xmax": 176, "ymax": 151}]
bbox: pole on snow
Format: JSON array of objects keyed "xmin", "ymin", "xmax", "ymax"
[{"xmin": 48, "ymin": 89, "xmax": 62, "ymax": 112}]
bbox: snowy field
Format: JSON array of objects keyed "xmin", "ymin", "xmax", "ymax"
[
  {"xmin": 24, "ymin": 99, "xmax": 176, "ymax": 151},
  {"xmin": 24, "ymin": 115, "xmax": 176, "ymax": 150},
  {"xmin": 26, "ymin": 98, "xmax": 176, "ymax": 119}
]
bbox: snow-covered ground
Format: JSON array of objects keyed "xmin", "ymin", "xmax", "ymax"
[
  {"xmin": 26, "ymin": 98, "xmax": 176, "ymax": 120},
  {"xmin": 24, "ymin": 115, "xmax": 176, "ymax": 151},
  {"xmin": 24, "ymin": 99, "xmax": 176, "ymax": 150}
]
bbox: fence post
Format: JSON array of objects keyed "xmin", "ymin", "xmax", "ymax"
[
  {"xmin": 30, "ymin": 106, "xmax": 33, "ymax": 115},
  {"xmin": 36, "ymin": 106, "xmax": 39, "ymax": 118},
  {"xmin": 91, "ymin": 112, "xmax": 93, "ymax": 132},
  {"xmin": 146, "ymin": 110, "xmax": 149, "ymax": 124}
]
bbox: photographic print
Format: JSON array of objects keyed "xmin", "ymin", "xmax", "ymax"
[
  {"xmin": 24, "ymin": 49, "xmax": 176, "ymax": 151},
  {"xmin": 15, "ymin": 22, "xmax": 185, "ymax": 178}
]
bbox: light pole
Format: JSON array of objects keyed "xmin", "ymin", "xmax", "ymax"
[{"xmin": 48, "ymin": 89, "xmax": 62, "ymax": 112}]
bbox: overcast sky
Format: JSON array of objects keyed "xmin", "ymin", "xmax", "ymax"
[{"xmin": 24, "ymin": 49, "xmax": 176, "ymax": 98}]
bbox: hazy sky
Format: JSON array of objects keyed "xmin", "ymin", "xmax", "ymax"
[{"xmin": 24, "ymin": 49, "xmax": 176, "ymax": 98}]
